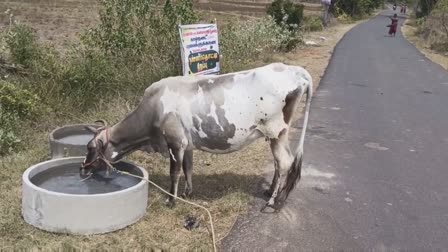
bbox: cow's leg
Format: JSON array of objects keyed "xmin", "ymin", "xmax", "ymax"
[
  {"xmin": 264, "ymin": 159, "xmax": 280, "ymax": 198},
  {"xmin": 181, "ymin": 149, "xmax": 193, "ymax": 198},
  {"xmin": 162, "ymin": 113, "xmax": 188, "ymax": 207},
  {"xmin": 166, "ymin": 146, "xmax": 185, "ymax": 207},
  {"xmin": 274, "ymin": 152, "xmax": 303, "ymax": 210},
  {"xmin": 263, "ymin": 131, "xmax": 294, "ymax": 211}
]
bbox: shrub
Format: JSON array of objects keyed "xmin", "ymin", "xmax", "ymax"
[
  {"xmin": 265, "ymin": 0, "xmax": 303, "ymax": 52},
  {"xmin": 220, "ymin": 17, "xmax": 301, "ymax": 72},
  {"xmin": 416, "ymin": 0, "xmax": 439, "ymax": 18},
  {"xmin": 431, "ymin": 0, "xmax": 448, "ymax": 37},
  {"xmin": 59, "ymin": 48, "xmax": 117, "ymax": 107},
  {"xmin": 0, "ymin": 80, "xmax": 42, "ymax": 119},
  {"xmin": 0, "ymin": 81, "xmax": 42, "ymax": 155},
  {"xmin": 0, "ymin": 29, "xmax": 7, "ymax": 61},
  {"xmin": 334, "ymin": 0, "xmax": 383, "ymax": 18},
  {"xmin": 302, "ymin": 16, "xmax": 324, "ymax": 32},
  {"xmin": 0, "ymin": 111, "xmax": 20, "ymax": 156},
  {"xmin": 66, "ymin": 0, "xmax": 198, "ymax": 108},
  {"xmin": 418, "ymin": 0, "xmax": 448, "ymax": 52},
  {"xmin": 82, "ymin": 0, "xmax": 197, "ymax": 58},
  {"xmin": 267, "ymin": 0, "xmax": 304, "ymax": 30},
  {"xmin": 5, "ymin": 23, "xmax": 40, "ymax": 67}
]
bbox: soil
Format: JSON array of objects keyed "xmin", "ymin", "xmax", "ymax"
[
  {"xmin": 402, "ymin": 15, "xmax": 448, "ymax": 70},
  {"xmin": 0, "ymin": 0, "xmax": 322, "ymax": 49}
]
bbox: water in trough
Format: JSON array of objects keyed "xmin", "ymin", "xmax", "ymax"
[
  {"xmin": 57, "ymin": 134, "xmax": 94, "ymax": 145},
  {"xmin": 30, "ymin": 162, "xmax": 142, "ymax": 195}
]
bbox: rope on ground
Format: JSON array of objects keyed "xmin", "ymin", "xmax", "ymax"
[{"xmin": 101, "ymin": 159, "xmax": 217, "ymax": 252}]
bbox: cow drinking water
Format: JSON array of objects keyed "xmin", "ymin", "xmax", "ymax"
[{"xmin": 80, "ymin": 63, "xmax": 313, "ymax": 211}]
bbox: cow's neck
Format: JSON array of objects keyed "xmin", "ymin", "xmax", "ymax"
[{"xmin": 109, "ymin": 104, "xmax": 155, "ymax": 155}]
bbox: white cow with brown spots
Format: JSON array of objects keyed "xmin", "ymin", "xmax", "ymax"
[{"xmin": 81, "ymin": 63, "xmax": 312, "ymax": 211}]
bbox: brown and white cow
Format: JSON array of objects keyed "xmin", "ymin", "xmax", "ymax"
[{"xmin": 81, "ymin": 62, "xmax": 312, "ymax": 211}]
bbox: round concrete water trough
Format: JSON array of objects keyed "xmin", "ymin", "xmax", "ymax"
[
  {"xmin": 49, "ymin": 124, "xmax": 100, "ymax": 159},
  {"xmin": 22, "ymin": 157, "xmax": 148, "ymax": 235}
]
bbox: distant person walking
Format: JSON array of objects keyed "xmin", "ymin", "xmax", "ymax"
[
  {"xmin": 400, "ymin": 3, "xmax": 406, "ymax": 14},
  {"xmin": 387, "ymin": 13, "xmax": 399, "ymax": 37},
  {"xmin": 393, "ymin": 3, "xmax": 397, "ymax": 11},
  {"xmin": 322, "ymin": 0, "xmax": 331, "ymax": 27}
]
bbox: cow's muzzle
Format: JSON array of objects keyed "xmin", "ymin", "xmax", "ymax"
[
  {"xmin": 79, "ymin": 166, "xmax": 92, "ymax": 178},
  {"xmin": 79, "ymin": 158, "xmax": 99, "ymax": 178}
]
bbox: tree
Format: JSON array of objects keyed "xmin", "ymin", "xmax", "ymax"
[{"xmin": 416, "ymin": 0, "xmax": 439, "ymax": 17}]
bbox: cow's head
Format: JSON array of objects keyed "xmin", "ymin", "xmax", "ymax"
[{"xmin": 80, "ymin": 120, "xmax": 118, "ymax": 177}]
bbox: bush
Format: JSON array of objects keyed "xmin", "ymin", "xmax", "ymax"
[
  {"xmin": 431, "ymin": 0, "xmax": 448, "ymax": 35},
  {"xmin": 267, "ymin": 0, "xmax": 304, "ymax": 30},
  {"xmin": 416, "ymin": 0, "xmax": 439, "ymax": 18},
  {"xmin": 64, "ymin": 0, "xmax": 198, "ymax": 108},
  {"xmin": 5, "ymin": 23, "xmax": 40, "ymax": 67},
  {"xmin": 0, "ymin": 111, "xmax": 20, "ymax": 156},
  {"xmin": 220, "ymin": 17, "xmax": 301, "ymax": 72},
  {"xmin": 302, "ymin": 16, "xmax": 324, "ymax": 32},
  {"xmin": 0, "ymin": 80, "xmax": 42, "ymax": 119},
  {"xmin": 60, "ymin": 48, "xmax": 117, "ymax": 107},
  {"xmin": 334, "ymin": 0, "xmax": 383, "ymax": 18},
  {"xmin": 82, "ymin": 0, "xmax": 197, "ymax": 58},
  {"xmin": 0, "ymin": 81, "xmax": 42, "ymax": 155},
  {"xmin": 418, "ymin": 0, "xmax": 448, "ymax": 52}
]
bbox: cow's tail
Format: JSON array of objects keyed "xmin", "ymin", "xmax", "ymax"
[{"xmin": 278, "ymin": 82, "xmax": 313, "ymax": 204}]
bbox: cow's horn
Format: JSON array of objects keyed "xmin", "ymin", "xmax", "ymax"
[
  {"xmin": 85, "ymin": 126, "xmax": 98, "ymax": 134},
  {"xmin": 94, "ymin": 119, "xmax": 108, "ymax": 127}
]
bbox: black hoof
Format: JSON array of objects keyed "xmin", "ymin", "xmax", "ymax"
[
  {"xmin": 166, "ymin": 199, "xmax": 176, "ymax": 208},
  {"xmin": 273, "ymin": 200, "xmax": 285, "ymax": 212},
  {"xmin": 260, "ymin": 199, "xmax": 286, "ymax": 213},
  {"xmin": 260, "ymin": 202, "xmax": 279, "ymax": 213},
  {"xmin": 260, "ymin": 203, "xmax": 272, "ymax": 212},
  {"xmin": 181, "ymin": 192, "xmax": 192, "ymax": 199},
  {"xmin": 263, "ymin": 190, "xmax": 273, "ymax": 198}
]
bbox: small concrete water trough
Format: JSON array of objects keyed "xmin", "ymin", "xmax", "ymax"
[
  {"xmin": 49, "ymin": 124, "xmax": 99, "ymax": 159},
  {"xmin": 22, "ymin": 157, "xmax": 148, "ymax": 235}
]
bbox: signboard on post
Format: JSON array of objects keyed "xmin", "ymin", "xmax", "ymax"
[{"xmin": 179, "ymin": 23, "xmax": 220, "ymax": 76}]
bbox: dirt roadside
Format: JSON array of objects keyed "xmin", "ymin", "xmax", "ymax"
[{"xmin": 402, "ymin": 15, "xmax": 448, "ymax": 70}]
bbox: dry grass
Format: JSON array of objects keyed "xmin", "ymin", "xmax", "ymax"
[
  {"xmin": 255, "ymin": 20, "xmax": 363, "ymax": 94},
  {"xmin": 0, "ymin": 0, "xmax": 98, "ymax": 53},
  {"xmin": 402, "ymin": 15, "xmax": 448, "ymax": 70},
  {"xmin": 0, "ymin": 0, "xmax": 361, "ymax": 250},
  {"xmin": 195, "ymin": 0, "xmax": 322, "ymax": 17},
  {"xmin": 0, "ymin": 147, "xmax": 269, "ymax": 250}
]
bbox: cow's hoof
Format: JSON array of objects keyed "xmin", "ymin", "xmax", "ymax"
[
  {"xmin": 260, "ymin": 200, "xmax": 285, "ymax": 213},
  {"xmin": 263, "ymin": 190, "xmax": 273, "ymax": 198},
  {"xmin": 273, "ymin": 199, "xmax": 286, "ymax": 212},
  {"xmin": 165, "ymin": 199, "xmax": 176, "ymax": 208},
  {"xmin": 181, "ymin": 191, "xmax": 193, "ymax": 199},
  {"xmin": 260, "ymin": 201, "xmax": 278, "ymax": 213},
  {"xmin": 260, "ymin": 203, "xmax": 271, "ymax": 212}
]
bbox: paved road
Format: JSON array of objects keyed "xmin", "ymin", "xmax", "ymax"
[{"xmin": 223, "ymin": 10, "xmax": 448, "ymax": 251}]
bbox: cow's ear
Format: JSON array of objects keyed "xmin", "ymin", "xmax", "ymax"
[{"xmin": 85, "ymin": 126, "xmax": 98, "ymax": 134}]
